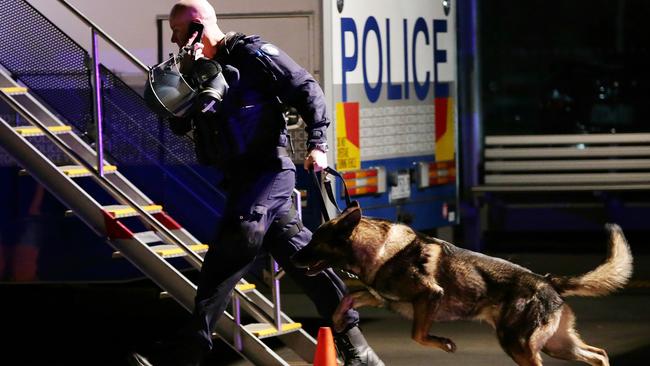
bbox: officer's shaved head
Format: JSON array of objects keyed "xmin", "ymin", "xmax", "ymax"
[
  {"xmin": 170, "ymin": 0, "xmax": 217, "ymax": 25},
  {"xmin": 169, "ymin": 0, "xmax": 223, "ymax": 57}
]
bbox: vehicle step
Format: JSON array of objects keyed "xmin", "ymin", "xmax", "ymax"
[
  {"xmin": 112, "ymin": 243, "xmax": 209, "ymax": 259},
  {"xmin": 159, "ymin": 283, "xmax": 255, "ymax": 299},
  {"xmin": 14, "ymin": 125, "xmax": 72, "ymax": 136},
  {"xmin": 133, "ymin": 231, "xmax": 163, "ymax": 244},
  {"xmin": 18, "ymin": 165, "xmax": 117, "ymax": 177},
  {"xmin": 244, "ymin": 322, "xmax": 303, "ymax": 339},
  {"xmin": 65, "ymin": 204, "xmax": 163, "ymax": 218},
  {"xmin": 1, "ymin": 86, "xmax": 28, "ymax": 95},
  {"xmin": 56, "ymin": 164, "xmax": 117, "ymax": 177},
  {"xmin": 102, "ymin": 204, "xmax": 163, "ymax": 218},
  {"xmin": 149, "ymin": 243, "xmax": 209, "ymax": 258}
]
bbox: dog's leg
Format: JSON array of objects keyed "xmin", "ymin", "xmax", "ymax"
[
  {"xmin": 542, "ymin": 305, "xmax": 609, "ymax": 366},
  {"xmin": 496, "ymin": 328, "xmax": 545, "ymax": 366},
  {"xmin": 496, "ymin": 305, "xmax": 557, "ymax": 366},
  {"xmin": 332, "ymin": 290, "xmax": 385, "ymax": 332},
  {"xmin": 410, "ymin": 293, "xmax": 456, "ymax": 353}
]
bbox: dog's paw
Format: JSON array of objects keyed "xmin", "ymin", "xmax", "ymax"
[{"xmin": 441, "ymin": 338, "xmax": 457, "ymax": 353}]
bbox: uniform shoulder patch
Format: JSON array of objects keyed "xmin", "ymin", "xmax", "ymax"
[{"xmin": 260, "ymin": 43, "xmax": 280, "ymax": 57}]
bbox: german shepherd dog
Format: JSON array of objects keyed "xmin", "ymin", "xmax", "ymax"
[{"xmin": 292, "ymin": 202, "xmax": 633, "ymax": 366}]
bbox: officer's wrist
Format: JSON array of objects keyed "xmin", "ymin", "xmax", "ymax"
[{"xmin": 308, "ymin": 143, "xmax": 329, "ymax": 153}]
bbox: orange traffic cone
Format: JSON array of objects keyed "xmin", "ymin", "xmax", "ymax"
[{"xmin": 313, "ymin": 327, "xmax": 338, "ymax": 366}]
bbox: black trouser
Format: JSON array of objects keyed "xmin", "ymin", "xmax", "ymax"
[{"xmin": 180, "ymin": 165, "xmax": 359, "ymax": 361}]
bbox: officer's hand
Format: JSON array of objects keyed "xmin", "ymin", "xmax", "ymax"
[
  {"xmin": 304, "ymin": 149, "xmax": 328, "ymax": 172},
  {"xmin": 179, "ymin": 32, "xmax": 205, "ymax": 73},
  {"xmin": 186, "ymin": 31, "xmax": 205, "ymax": 59},
  {"xmin": 190, "ymin": 43, "xmax": 204, "ymax": 60}
]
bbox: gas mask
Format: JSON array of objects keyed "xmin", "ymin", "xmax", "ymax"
[{"xmin": 144, "ymin": 48, "xmax": 229, "ymax": 119}]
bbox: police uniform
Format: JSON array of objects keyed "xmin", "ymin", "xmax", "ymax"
[{"xmin": 176, "ymin": 33, "xmax": 362, "ymax": 363}]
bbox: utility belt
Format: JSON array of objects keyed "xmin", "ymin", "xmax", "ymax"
[{"xmin": 223, "ymin": 145, "xmax": 291, "ymax": 175}]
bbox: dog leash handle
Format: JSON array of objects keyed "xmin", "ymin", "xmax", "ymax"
[
  {"xmin": 324, "ymin": 167, "xmax": 352, "ymax": 208},
  {"xmin": 309, "ymin": 166, "xmax": 356, "ymax": 222},
  {"xmin": 309, "ymin": 166, "xmax": 331, "ymax": 222}
]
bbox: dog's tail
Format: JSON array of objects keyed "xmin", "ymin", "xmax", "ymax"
[{"xmin": 548, "ymin": 224, "xmax": 633, "ymax": 297}]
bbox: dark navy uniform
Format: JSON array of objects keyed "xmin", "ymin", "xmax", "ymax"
[{"xmin": 178, "ymin": 33, "xmax": 359, "ymax": 361}]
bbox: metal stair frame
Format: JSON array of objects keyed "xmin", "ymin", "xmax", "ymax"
[{"xmin": 0, "ymin": 87, "xmax": 297, "ymax": 366}]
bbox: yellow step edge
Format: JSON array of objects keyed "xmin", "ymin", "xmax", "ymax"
[
  {"xmin": 235, "ymin": 283, "xmax": 256, "ymax": 292},
  {"xmin": 14, "ymin": 125, "xmax": 72, "ymax": 136},
  {"xmin": 154, "ymin": 244, "xmax": 209, "ymax": 257},
  {"xmin": 159, "ymin": 283, "xmax": 254, "ymax": 300},
  {"xmin": 113, "ymin": 243, "xmax": 208, "ymax": 259},
  {"xmin": 19, "ymin": 165, "xmax": 117, "ymax": 177},
  {"xmin": 104, "ymin": 204, "xmax": 163, "ymax": 218},
  {"xmin": 61, "ymin": 165, "xmax": 117, "ymax": 177},
  {"xmin": 248, "ymin": 322, "xmax": 302, "ymax": 338},
  {"xmin": 1, "ymin": 86, "xmax": 28, "ymax": 94}
]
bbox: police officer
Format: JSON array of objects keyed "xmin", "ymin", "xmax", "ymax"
[{"xmin": 131, "ymin": 1, "xmax": 384, "ymax": 365}]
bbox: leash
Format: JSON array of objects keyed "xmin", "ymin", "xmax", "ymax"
[
  {"xmin": 308, "ymin": 166, "xmax": 361, "ymax": 281},
  {"xmin": 309, "ymin": 166, "xmax": 353, "ymax": 222}
]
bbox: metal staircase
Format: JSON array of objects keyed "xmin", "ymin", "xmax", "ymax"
[{"xmin": 0, "ymin": 0, "xmax": 316, "ymax": 364}]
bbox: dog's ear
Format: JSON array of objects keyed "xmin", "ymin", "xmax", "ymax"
[{"xmin": 335, "ymin": 205, "xmax": 361, "ymax": 234}]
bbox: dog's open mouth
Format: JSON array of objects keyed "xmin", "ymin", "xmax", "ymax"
[{"xmin": 305, "ymin": 260, "xmax": 329, "ymax": 276}]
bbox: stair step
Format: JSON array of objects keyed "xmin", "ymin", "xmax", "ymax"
[
  {"xmin": 66, "ymin": 204, "xmax": 163, "ymax": 218},
  {"xmin": 244, "ymin": 322, "xmax": 303, "ymax": 339},
  {"xmin": 235, "ymin": 283, "xmax": 256, "ymax": 292},
  {"xmin": 14, "ymin": 125, "xmax": 72, "ymax": 136},
  {"xmin": 1, "ymin": 86, "xmax": 28, "ymax": 95},
  {"xmin": 112, "ymin": 243, "xmax": 208, "ymax": 259},
  {"xmin": 56, "ymin": 164, "xmax": 117, "ymax": 177},
  {"xmin": 150, "ymin": 243, "xmax": 209, "ymax": 258},
  {"xmin": 133, "ymin": 231, "xmax": 163, "ymax": 244},
  {"xmin": 103, "ymin": 204, "xmax": 163, "ymax": 218},
  {"xmin": 159, "ymin": 283, "xmax": 256, "ymax": 299}
]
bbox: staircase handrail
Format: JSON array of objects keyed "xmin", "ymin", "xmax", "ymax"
[{"xmin": 57, "ymin": 0, "xmax": 150, "ymax": 73}]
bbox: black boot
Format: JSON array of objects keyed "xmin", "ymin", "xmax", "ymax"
[{"xmin": 334, "ymin": 326, "xmax": 385, "ymax": 366}]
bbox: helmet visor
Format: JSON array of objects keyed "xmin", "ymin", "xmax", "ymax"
[{"xmin": 145, "ymin": 56, "xmax": 197, "ymax": 117}]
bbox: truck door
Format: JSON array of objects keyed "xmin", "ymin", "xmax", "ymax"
[{"xmin": 323, "ymin": 0, "xmax": 459, "ymax": 230}]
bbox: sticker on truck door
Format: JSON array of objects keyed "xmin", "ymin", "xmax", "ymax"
[{"xmin": 335, "ymin": 101, "xmax": 361, "ymax": 171}]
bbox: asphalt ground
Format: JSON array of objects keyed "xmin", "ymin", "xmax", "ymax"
[{"xmin": 0, "ymin": 253, "xmax": 648, "ymax": 365}]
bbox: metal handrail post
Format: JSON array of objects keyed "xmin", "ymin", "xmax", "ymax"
[
  {"xmin": 271, "ymin": 259, "xmax": 283, "ymax": 332},
  {"xmin": 232, "ymin": 295, "xmax": 243, "ymax": 351},
  {"xmin": 90, "ymin": 28, "xmax": 104, "ymax": 176}
]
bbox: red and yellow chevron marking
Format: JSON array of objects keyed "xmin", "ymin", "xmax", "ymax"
[
  {"xmin": 434, "ymin": 84, "xmax": 455, "ymax": 162},
  {"xmin": 336, "ymin": 102, "xmax": 360, "ymax": 171}
]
